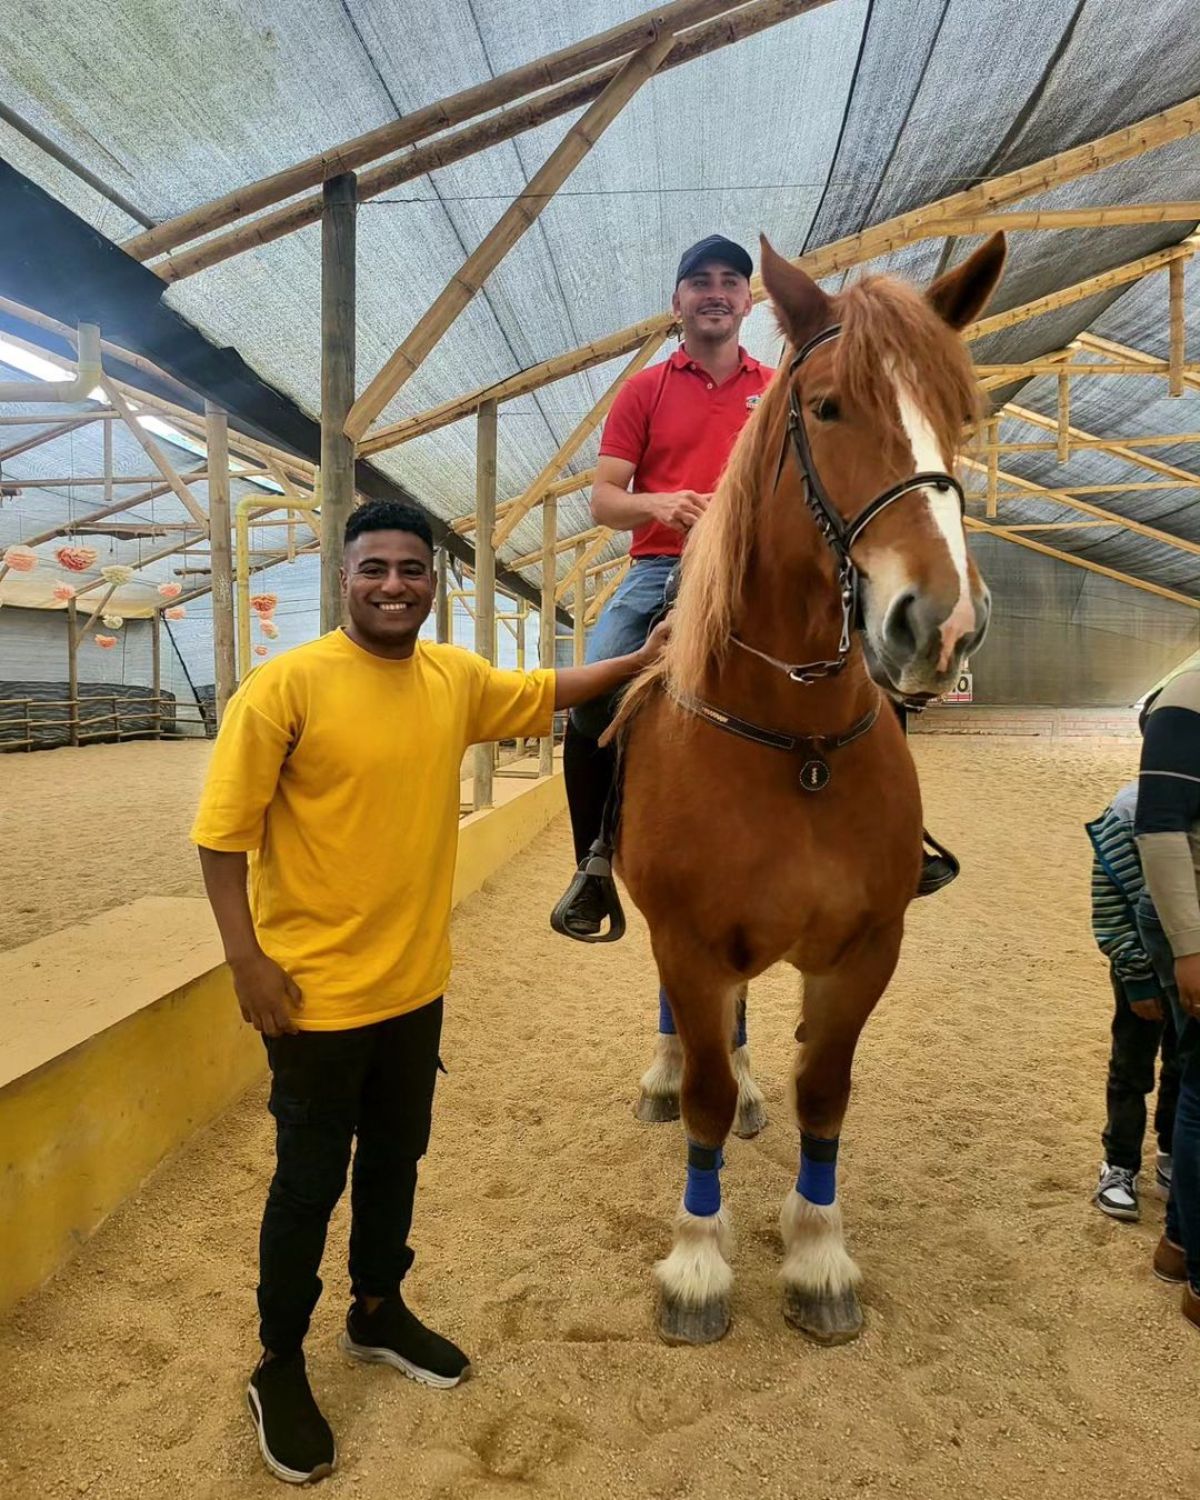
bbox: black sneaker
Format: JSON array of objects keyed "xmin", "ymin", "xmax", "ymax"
[
  {"xmin": 246, "ymin": 1351, "xmax": 336, "ymax": 1486},
  {"xmin": 341, "ymin": 1295, "xmax": 471, "ymax": 1389},
  {"xmin": 554, "ymin": 876, "xmax": 607, "ymax": 937}
]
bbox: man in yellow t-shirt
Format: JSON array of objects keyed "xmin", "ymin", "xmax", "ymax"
[{"xmin": 192, "ymin": 499, "xmax": 664, "ymax": 1486}]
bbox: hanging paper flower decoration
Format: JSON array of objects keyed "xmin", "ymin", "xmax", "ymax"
[
  {"xmin": 102, "ymin": 613, "xmax": 125, "ymax": 630},
  {"xmin": 94, "ymin": 634, "xmax": 117, "ymax": 650},
  {"xmin": 164, "ymin": 606, "xmax": 187, "ymax": 620},
  {"xmin": 156, "ymin": 581, "xmax": 182, "ymax": 600},
  {"xmin": 100, "ymin": 564, "xmax": 134, "ymax": 586},
  {"xmin": 259, "ymin": 618, "xmax": 280, "ymax": 640},
  {"xmin": 52, "ymin": 582, "xmax": 76, "ymax": 602},
  {"xmin": 55, "ymin": 545, "xmax": 98, "ymax": 573},
  {"xmin": 2, "ymin": 544, "xmax": 38, "ymax": 573},
  {"xmin": 253, "ymin": 645, "xmax": 269, "ymax": 658},
  {"xmin": 249, "ymin": 593, "xmax": 278, "ymax": 617}
]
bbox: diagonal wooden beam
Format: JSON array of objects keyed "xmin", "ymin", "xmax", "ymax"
[
  {"xmin": 361, "ymin": 93, "xmax": 1200, "ymax": 451},
  {"xmin": 555, "ymin": 531, "xmax": 614, "ymax": 600},
  {"xmin": 492, "ymin": 332, "xmax": 665, "ymax": 549},
  {"xmin": 506, "ymin": 524, "xmax": 606, "ymax": 572},
  {"xmin": 345, "ymin": 33, "xmax": 676, "ymax": 444},
  {"xmin": 585, "ymin": 557, "xmax": 632, "ymax": 624},
  {"xmin": 1003, "ymin": 403, "xmax": 1200, "ymax": 488},
  {"xmin": 98, "ymin": 377, "xmax": 210, "ymax": 527},
  {"xmin": 923, "ymin": 203, "xmax": 1200, "ymax": 236},
  {"xmin": 960, "ymin": 457, "xmax": 1200, "ymax": 557},
  {"xmin": 1077, "ymin": 331, "xmax": 1200, "ymax": 391},
  {"xmin": 453, "ymin": 467, "xmax": 596, "ymax": 536},
  {"xmin": 0, "ymin": 414, "xmax": 101, "ymax": 464},
  {"xmin": 151, "ymin": 2, "xmax": 833, "ymax": 284},
  {"xmin": 965, "ymin": 516, "xmax": 1199, "ymax": 609},
  {"xmin": 123, "ymin": 0, "xmax": 753, "ymax": 263}
]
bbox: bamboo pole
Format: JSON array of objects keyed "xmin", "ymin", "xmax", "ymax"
[
  {"xmin": 151, "ymin": 609, "xmax": 162, "ymax": 739},
  {"xmin": 923, "ymin": 203, "xmax": 1200, "ymax": 235},
  {"xmin": 102, "ymin": 416, "xmax": 113, "ymax": 504},
  {"xmin": 99, "ymin": 377, "xmax": 209, "ymax": 526},
  {"xmin": 506, "ymin": 524, "xmax": 606, "ymax": 572},
  {"xmin": 976, "ymin": 360, "xmax": 1197, "ymax": 380},
  {"xmin": 345, "ymin": 33, "xmax": 676, "ymax": 444},
  {"xmin": 0, "ymin": 415, "xmax": 100, "ymax": 463},
  {"xmin": 1170, "ymin": 255, "xmax": 1187, "ymax": 396},
  {"xmin": 573, "ymin": 543, "xmax": 588, "ymax": 664},
  {"xmin": 1057, "ymin": 371, "xmax": 1070, "ymax": 464},
  {"xmin": 960, "ymin": 457, "xmax": 1200, "ymax": 556},
  {"xmin": 206, "ymin": 401, "xmax": 237, "ymax": 720},
  {"xmin": 492, "ymin": 332, "xmax": 665, "ymax": 549},
  {"xmin": 1003, "ymin": 403, "xmax": 1200, "ymax": 487},
  {"xmin": 74, "ymin": 584, "xmax": 118, "ymax": 645},
  {"xmin": 435, "ymin": 543, "xmax": 451, "ymax": 644},
  {"xmin": 539, "ymin": 496, "xmax": 557, "ymax": 777},
  {"xmin": 473, "ymin": 401, "xmax": 498, "ymax": 811},
  {"xmin": 965, "ymin": 518, "xmax": 1200, "ymax": 610},
  {"xmin": 453, "ymin": 468, "xmax": 595, "ymax": 536},
  {"xmin": 1077, "ymin": 331, "xmax": 1200, "ymax": 390},
  {"xmin": 125, "ymin": 0, "xmax": 753, "ymax": 263},
  {"xmin": 556, "ymin": 531, "xmax": 614, "ymax": 601},
  {"xmin": 66, "ymin": 600, "xmax": 79, "ymax": 747},
  {"xmin": 364, "ymin": 94, "xmax": 1200, "ymax": 450},
  {"xmin": 986, "ymin": 418, "xmax": 999, "ymax": 518},
  {"xmin": 320, "ymin": 174, "xmax": 357, "ymax": 634},
  {"xmin": 585, "ymin": 557, "xmax": 631, "ymax": 624}
]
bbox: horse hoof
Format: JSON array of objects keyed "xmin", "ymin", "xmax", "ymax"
[
  {"xmin": 783, "ymin": 1284, "xmax": 863, "ymax": 1345},
  {"xmin": 658, "ymin": 1292, "xmax": 731, "ymax": 1346},
  {"xmin": 733, "ymin": 1097, "xmax": 767, "ymax": 1139},
  {"xmin": 635, "ymin": 1092, "xmax": 680, "ymax": 1124}
]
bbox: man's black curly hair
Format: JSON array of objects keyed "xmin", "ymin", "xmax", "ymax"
[{"xmin": 344, "ymin": 499, "xmax": 434, "ymax": 553}]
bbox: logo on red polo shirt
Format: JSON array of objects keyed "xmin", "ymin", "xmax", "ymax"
[{"xmin": 746, "ymin": 394, "xmax": 762, "ymax": 410}]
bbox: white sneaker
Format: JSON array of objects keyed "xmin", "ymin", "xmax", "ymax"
[
  {"xmin": 1156, "ymin": 1151, "xmax": 1173, "ymax": 1193},
  {"xmin": 1094, "ymin": 1162, "xmax": 1139, "ymax": 1221}
]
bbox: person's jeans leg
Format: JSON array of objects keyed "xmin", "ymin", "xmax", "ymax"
[
  {"xmin": 568, "ymin": 558, "xmax": 676, "ymax": 741},
  {"xmin": 1102, "ymin": 969, "xmax": 1160, "ymax": 1172},
  {"xmin": 348, "ymin": 998, "xmax": 445, "ymax": 1301},
  {"xmin": 258, "ymin": 1030, "xmax": 369, "ymax": 1354}
]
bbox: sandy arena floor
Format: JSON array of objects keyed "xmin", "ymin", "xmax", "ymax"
[{"xmin": 0, "ymin": 735, "xmax": 1196, "ymax": 1499}]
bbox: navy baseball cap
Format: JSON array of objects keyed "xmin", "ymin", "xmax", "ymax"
[{"xmin": 675, "ymin": 235, "xmax": 753, "ymax": 286}]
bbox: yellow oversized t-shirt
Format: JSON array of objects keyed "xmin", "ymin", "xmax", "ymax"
[{"xmin": 190, "ymin": 629, "xmax": 555, "ymax": 1030}]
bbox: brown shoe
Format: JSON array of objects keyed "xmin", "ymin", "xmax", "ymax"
[
  {"xmin": 1153, "ymin": 1234, "xmax": 1187, "ymax": 1283},
  {"xmin": 1184, "ymin": 1282, "xmax": 1200, "ymax": 1333}
]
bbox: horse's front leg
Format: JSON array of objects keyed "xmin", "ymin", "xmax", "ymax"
[
  {"xmin": 636, "ymin": 984, "xmax": 766, "ymax": 1138},
  {"xmin": 653, "ymin": 963, "xmax": 740, "ymax": 1345},
  {"xmin": 783, "ymin": 920, "xmax": 902, "ymax": 1345}
]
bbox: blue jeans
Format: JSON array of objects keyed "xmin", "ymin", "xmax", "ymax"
[
  {"xmin": 569, "ymin": 555, "xmax": 677, "ymax": 739},
  {"xmin": 1137, "ymin": 899, "xmax": 1200, "ymax": 1288}
]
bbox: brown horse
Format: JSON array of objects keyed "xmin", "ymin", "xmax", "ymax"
[{"xmin": 609, "ymin": 232, "xmax": 1007, "ymax": 1346}]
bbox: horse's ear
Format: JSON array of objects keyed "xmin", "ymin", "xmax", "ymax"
[
  {"xmin": 926, "ymin": 232, "xmax": 1007, "ymax": 330},
  {"xmin": 760, "ymin": 235, "xmax": 833, "ymax": 350}
]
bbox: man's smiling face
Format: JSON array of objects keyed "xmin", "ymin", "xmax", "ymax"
[{"xmin": 340, "ymin": 528, "xmax": 435, "ymax": 656}]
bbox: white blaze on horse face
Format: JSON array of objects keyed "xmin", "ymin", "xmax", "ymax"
[{"xmin": 892, "ymin": 379, "xmax": 975, "ymax": 673}]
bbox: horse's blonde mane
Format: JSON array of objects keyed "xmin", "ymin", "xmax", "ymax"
[{"xmin": 608, "ymin": 273, "xmax": 981, "ymax": 736}]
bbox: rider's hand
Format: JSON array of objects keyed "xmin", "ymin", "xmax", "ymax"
[
  {"xmin": 1174, "ymin": 953, "xmax": 1200, "ymax": 1019},
  {"xmin": 653, "ymin": 490, "xmax": 710, "ymax": 533},
  {"xmin": 229, "ymin": 950, "xmax": 303, "ymax": 1037},
  {"xmin": 1129, "ymin": 996, "xmax": 1164, "ymax": 1022}
]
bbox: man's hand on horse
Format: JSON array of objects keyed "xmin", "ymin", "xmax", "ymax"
[
  {"xmin": 654, "ymin": 490, "xmax": 710, "ymax": 532},
  {"xmin": 230, "ymin": 950, "xmax": 303, "ymax": 1036},
  {"xmin": 637, "ymin": 618, "xmax": 673, "ymax": 667},
  {"xmin": 1174, "ymin": 952, "xmax": 1200, "ymax": 1019}
]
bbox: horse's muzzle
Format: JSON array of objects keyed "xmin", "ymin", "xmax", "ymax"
[{"xmin": 868, "ymin": 582, "xmax": 991, "ymax": 697}]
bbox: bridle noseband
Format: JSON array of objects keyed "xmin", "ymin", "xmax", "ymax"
[{"xmin": 736, "ymin": 323, "xmax": 967, "ymax": 685}]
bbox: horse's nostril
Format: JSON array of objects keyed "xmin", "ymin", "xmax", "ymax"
[{"xmin": 884, "ymin": 591, "xmax": 919, "ymax": 656}]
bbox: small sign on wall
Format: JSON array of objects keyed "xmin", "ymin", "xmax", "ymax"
[{"xmin": 942, "ymin": 666, "xmax": 973, "ymax": 704}]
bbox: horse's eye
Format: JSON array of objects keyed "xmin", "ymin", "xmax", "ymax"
[{"xmin": 810, "ymin": 395, "xmax": 840, "ymax": 422}]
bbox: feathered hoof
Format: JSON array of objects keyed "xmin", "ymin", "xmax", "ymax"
[
  {"xmin": 635, "ymin": 1091, "xmax": 680, "ymax": 1123},
  {"xmin": 657, "ymin": 1291, "xmax": 731, "ymax": 1346},
  {"xmin": 732, "ymin": 1096, "xmax": 767, "ymax": 1139},
  {"xmin": 783, "ymin": 1284, "xmax": 863, "ymax": 1345}
]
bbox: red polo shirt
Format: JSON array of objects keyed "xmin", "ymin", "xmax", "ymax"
[{"xmin": 598, "ymin": 346, "xmax": 775, "ymax": 558}]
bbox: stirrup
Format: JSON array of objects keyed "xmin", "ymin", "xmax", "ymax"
[
  {"xmin": 916, "ymin": 829, "xmax": 960, "ymax": 897},
  {"xmin": 550, "ymin": 840, "xmax": 626, "ymax": 943}
]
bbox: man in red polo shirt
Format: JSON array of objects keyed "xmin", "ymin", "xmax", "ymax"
[{"xmin": 555, "ymin": 235, "xmax": 773, "ymax": 936}]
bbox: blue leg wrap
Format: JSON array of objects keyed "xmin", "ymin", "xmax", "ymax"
[
  {"xmin": 796, "ymin": 1132, "xmax": 839, "ymax": 1207},
  {"xmin": 683, "ymin": 1140, "xmax": 723, "ymax": 1217},
  {"xmin": 658, "ymin": 987, "xmax": 677, "ymax": 1035}
]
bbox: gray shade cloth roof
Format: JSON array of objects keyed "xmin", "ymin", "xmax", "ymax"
[{"xmin": 2, "ymin": 0, "xmax": 1200, "ymax": 697}]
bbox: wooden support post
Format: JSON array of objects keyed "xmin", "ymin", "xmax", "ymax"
[
  {"xmin": 66, "ymin": 600, "xmax": 79, "ymax": 748},
  {"xmin": 573, "ymin": 542, "xmax": 587, "ymax": 666},
  {"xmin": 1057, "ymin": 371, "xmax": 1070, "ymax": 463},
  {"xmin": 102, "ymin": 417, "xmax": 113, "ymax": 504},
  {"xmin": 100, "ymin": 378, "xmax": 209, "ymax": 526},
  {"xmin": 205, "ymin": 401, "xmax": 237, "ymax": 720},
  {"xmin": 1170, "ymin": 255, "xmax": 1186, "ymax": 397},
  {"xmin": 435, "ymin": 543, "xmax": 451, "ymax": 643},
  {"xmin": 473, "ymin": 400, "xmax": 498, "ymax": 811},
  {"xmin": 320, "ymin": 173, "xmax": 357, "ymax": 634},
  {"xmin": 986, "ymin": 418, "xmax": 999, "ymax": 518},
  {"xmin": 151, "ymin": 608, "xmax": 162, "ymax": 739},
  {"xmin": 345, "ymin": 32, "xmax": 676, "ymax": 443},
  {"xmin": 539, "ymin": 496, "xmax": 557, "ymax": 777},
  {"xmin": 517, "ymin": 599, "xmax": 527, "ymax": 672}
]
